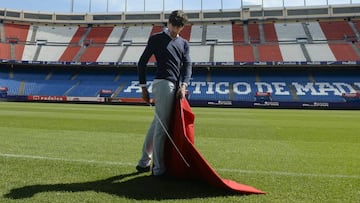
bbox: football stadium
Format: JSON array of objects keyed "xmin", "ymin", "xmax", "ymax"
[{"xmin": 1, "ymin": 0, "xmax": 360, "ymax": 202}]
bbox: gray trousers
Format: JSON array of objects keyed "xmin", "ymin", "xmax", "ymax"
[{"xmin": 137, "ymin": 79, "xmax": 176, "ymax": 175}]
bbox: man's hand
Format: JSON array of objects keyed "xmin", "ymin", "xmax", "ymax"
[
  {"xmin": 177, "ymin": 84, "xmax": 187, "ymax": 99},
  {"xmin": 141, "ymin": 87, "xmax": 150, "ymax": 104}
]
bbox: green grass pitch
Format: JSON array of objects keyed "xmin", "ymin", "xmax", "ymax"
[{"xmin": 0, "ymin": 101, "xmax": 359, "ymax": 202}]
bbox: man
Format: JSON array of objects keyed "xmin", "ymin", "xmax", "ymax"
[{"xmin": 136, "ymin": 10, "xmax": 192, "ymax": 176}]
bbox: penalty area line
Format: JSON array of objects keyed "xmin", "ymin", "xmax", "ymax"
[{"xmin": 1, "ymin": 153, "xmax": 359, "ymax": 179}]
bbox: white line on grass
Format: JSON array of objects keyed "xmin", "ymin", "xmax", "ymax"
[
  {"xmin": 1, "ymin": 153, "xmax": 359, "ymax": 179},
  {"xmin": 0, "ymin": 153, "xmax": 134, "ymax": 167}
]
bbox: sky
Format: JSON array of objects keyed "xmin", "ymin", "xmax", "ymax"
[{"xmin": 0, "ymin": 0, "xmax": 359, "ymax": 13}]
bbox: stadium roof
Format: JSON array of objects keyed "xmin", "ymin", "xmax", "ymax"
[{"xmin": 0, "ymin": 0, "xmax": 359, "ymax": 13}]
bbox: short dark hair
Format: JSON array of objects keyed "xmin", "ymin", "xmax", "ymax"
[{"xmin": 168, "ymin": 10, "xmax": 188, "ymax": 27}]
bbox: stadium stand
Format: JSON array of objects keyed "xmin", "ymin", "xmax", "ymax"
[
  {"xmin": 189, "ymin": 24, "xmax": 203, "ymax": 43},
  {"xmin": 232, "ymin": 23, "xmax": 245, "ymax": 43},
  {"xmin": 275, "ymin": 22, "xmax": 307, "ymax": 42},
  {"xmin": 1, "ymin": 5, "xmax": 360, "ymax": 108},
  {"xmin": 319, "ymin": 21, "xmax": 355, "ymax": 41},
  {"xmin": 257, "ymin": 44, "xmax": 283, "ymax": 62},
  {"xmin": 305, "ymin": 43, "xmax": 336, "ymax": 61},
  {"xmin": 279, "ymin": 44, "xmax": 306, "ymax": 62},
  {"xmin": 206, "ymin": 23, "xmax": 233, "ymax": 43},
  {"xmin": 263, "ymin": 23, "xmax": 278, "ymax": 42},
  {"xmin": 306, "ymin": 22, "xmax": 327, "ymax": 41},
  {"xmin": 247, "ymin": 23, "xmax": 260, "ymax": 43},
  {"xmin": 328, "ymin": 43, "xmax": 360, "ymax": 61},
  {"xmin": 233, "ymin": 45, "xmax": 255, "ymax": 62}
]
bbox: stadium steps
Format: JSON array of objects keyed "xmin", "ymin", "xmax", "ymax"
[
  {"xmin": 0, "ymin": 23, "xmax": 5, "ymax": 42},
  {"xmin": 73, "ymin": 27, "xmax": 92, "ymax": 62},
  {"xmin": 73, "ymin": 46, "xmax": 88, "ymax": 62},
  {"xmin": 112, "ymin": 83, "xmax": 126, "ymax": 97},
  {"xmin": 209, "ymin": 45, "xmax": 214, "ymax": 62},
  {"xmin": 348, "ymin": 21, "xmax": 360, "ymax": 40},
  {"xmin": 64, "ymin": 81, "xmax": 80, "ymax": 96},
  {"xmin": 302, "ymin": 22, "xmax": 313, "ymax": 43},
  {"xmin": 113, "ymin": 71, "xmax": 121, "ymax": 82},
  {"xmin": 289, "ymin": 84, "xmax": 299, "ymax": 101},
  {"xmin": 300, "ymin": 44, "xmax": 311, "ymax": 61},
  {"xmin": 10, "ymin": 44, "xmax": 16, "ymax": 60},
  {"xmin": 229, "ymin": 83, "xmax": 234, "ymax": 100},
  {"xmin": 30, "ymin": 26, "xmax": 38, "ymax": 43},
  {"xmin": 19, "ymin": 80, "xmax": 25, "ymax": 95},
  {"xmin": 243, "ymin": 24, "xmax": 249, "ymax": 44},
  {"xmin": 33, "ymin": 45, "xmax": 42, "ymax": 61},
  {"xmin": 308, "ymin": 72, "xmax": 316, "ymax": 83},
  {"xmin": 351, "ymin": 43, "xmax": 360, "ymax": 58},
  {"xmin": 117, "ymin": 45, "xmax": 128, "ymax": 62},
  {"xmin": 252, "ymin": 45, "xmax": 259, "ymax": 61},
  {"xmin": 9, "ymin": 68, "xmax": 14, "ymax": 79},
  {"xmin": 258, "ymin": 23, "xmax": 265, "ymax": 43},
  {"xmin": 118, "ymin": 27, "xmax": 128, "ymax": 45},
  {"xmin": 201, "ymin": 24, "xmax": 207, "ymax": 45},
  {"xmin": 45, "ymin": 71, "xmax": 52, "ymax": 80}
]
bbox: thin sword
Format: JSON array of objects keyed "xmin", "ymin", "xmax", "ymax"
[{"xmin": 150, "ymin": 103, "xmax": 190, "ymax": 167}]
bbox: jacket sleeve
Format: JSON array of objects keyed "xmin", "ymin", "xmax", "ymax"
[
  {"xmin": 137, "ymin": 36, "xmax": 155, "ymax": 85},
  {"xmin": 181, "ymin": 41, "xmax": 192, "ymax": 85}
]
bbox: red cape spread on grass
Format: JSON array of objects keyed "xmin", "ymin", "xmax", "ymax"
[{"xmin": 165, "ymin": 99, "xmax": 265, "ymax": 194}]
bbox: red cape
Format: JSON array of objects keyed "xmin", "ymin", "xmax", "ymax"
[{"xmin": 165, "ymin": 99, "xmax": 265, "ymax": 194}]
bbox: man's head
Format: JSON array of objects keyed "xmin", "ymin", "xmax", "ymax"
[
  {"xmin": 168, "ymin": 10, "xmax": 188, "ymax": 27},
  {"xmin": 168, "ymin": 10, "xmax": 188, "ymax": 38}
]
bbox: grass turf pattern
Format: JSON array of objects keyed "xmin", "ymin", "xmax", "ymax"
[{"xmin": 0, "ymin": 102, "xmax": 359, "ymax": 202}]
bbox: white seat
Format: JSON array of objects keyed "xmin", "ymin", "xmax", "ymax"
[
  {"xmin": 97, "ymin": 46, "xmax": 124, "ymax": 62},
  {"xmin": 190, "ymin": 45, "xmax": 210, "ymax": 63},
  {"xmin": 206, "ymin": 23, "xmax": 232, "ymax": 43},
  {"xmin": 123, "ymin": 26, "xmax": 152, "ymax": 44},
  {"xmin": 122, "ymin": 46, "xmax": 146, "ymax": 62},
  {"xmin": 305, "ymin": 43, "xmax": 336, "ymax": 61},
  {"xmin": 275, "ymin": 23, "xmax": 307, "ymax": 41},
  {"xmin": 214, "ymin": 45, "xmax": 234, "ymax": 62},
  {"xmin": 306, "ymin": 22, "xmax": 327, "ymax": 41},
  {"xmin": 279, "ymin": 44, "xmax": 306, "ymax": 61}
]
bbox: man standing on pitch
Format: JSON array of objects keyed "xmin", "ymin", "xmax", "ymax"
[{"xmin": 136, "ymin": 10, "xmax": 192, "ymax": 176}]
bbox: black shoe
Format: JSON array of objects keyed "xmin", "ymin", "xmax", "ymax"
[
  {"xmin": 136, "ymin": 165, "xmax": 151, "ymax": 173},
  {"xmin": 152, "ymin": 172, "xmax": 171, "ymax": 180}
]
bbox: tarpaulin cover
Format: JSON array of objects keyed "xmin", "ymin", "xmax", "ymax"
[{"xmin": 165, "ymin": 98, "xmax": 265, "ymax": 194}]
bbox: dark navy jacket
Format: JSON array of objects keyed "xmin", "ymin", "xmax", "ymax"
[{"xmin": 137, "ymin": 31, "xmax": 192, "ymax": 86}]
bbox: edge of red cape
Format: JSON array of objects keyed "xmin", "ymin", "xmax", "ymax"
[{"xmin": 165, "ymin": 99, "xmax": 265, "ymax": 194}]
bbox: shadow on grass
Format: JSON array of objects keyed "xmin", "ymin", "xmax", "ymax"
[{"xmin": 4, "ymin": 172, "xmax": 241, "ymax": 200}]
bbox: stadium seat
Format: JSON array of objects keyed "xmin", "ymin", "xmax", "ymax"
[
  {"xmin": 206, "ymin": 23, "xmax": 233, "ymax": 43},
  {"xmin": 232, "ymin": 23, "xmax": 245, "ymax": 43},
  {"xmin": 328, "ymin": 43, "xmax": 360, "ymax": 61},
  {"xmin": 248, "ymin": 23, "xmax": 260, "ymax": 43},
  {"xmin": 233, "ymin": 45, "xmax": 255, "ymax": 62},
  {"xmin": 319, "ymin": 21, "xmax": 355, "ymax": 41},
  {"xmin": 306, "ymin": 22, "xmax": 327, "ymax": 41},
  {"xmin": 279, "ymin": 44, "xmax": 306, "ymax": 61},
  {"xmin": 305, "ymin": 43, "xmax": 336, "ymax": 61},
  {"xmin": 0, "ymin": 43, "xmax": 11, "ymax": 59},
  {"xmin": 213, "ymin": 45, "xmax": 234, "ymax": 62},
  {"xmin": 274, "ymin": 22, "xmax": 307, "ymax": 42},
  {"xmin": 189, "ymin": 24, "xmax": 203, "ymax": 43},
  {"xmin": 263, "ymin": 23, "xmax": 278, "ymax": 42},
  {"xmin": 257, "ymin": 44, "xmax": 283, "ymax": 62},
  {"xmin": 190, "ymin": 45, "xmax": 210, "ymax": 63}
]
